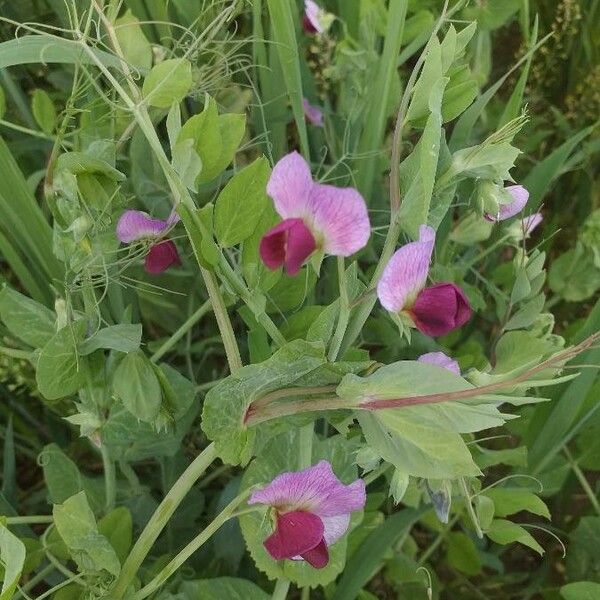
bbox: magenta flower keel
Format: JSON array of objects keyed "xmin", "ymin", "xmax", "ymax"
[
  {"xmin": 418, "ymin": 351, "xmax": 460, "ymax": 374},
  {"xmin": 485, "ymin": 184, "xmax": 529, "ymax": 222},
  {"xmin": 303, "ymin": 98, "xmax": 324, "ymax": 127},
  {"xmin": 116, "ymin": 209, "xmax": 181, "ymax": 274},
  {"xmin": 411, "ymin": 283, "xmax": 472, "ymax": 337},
  {"xmin": 377, "ymin": 226, "xmax": 472, "ymax": 336},
  {"xmin": 261, "ymin": 152, "xmax": 370, "ymax": 274},
  {"xmin": 249, "ymin": 460, "xmax": 366, "ymax": 569}
]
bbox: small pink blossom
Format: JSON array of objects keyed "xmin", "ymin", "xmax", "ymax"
[
  {"xmin": 302, "ymin": 97, "xmax": 324, "ymax": 127},
  {"xmin": 116, "ymin": 209, "xmax": 181, "ymax": 274},
  {"xmin": 260, "ymin": 152, "xmax": 370, "ymax": 275},
  {"xmin": 303, "ymin": 0, "xmax": 324, "ymax": 33},
  {"xmin": 249, "ymin": 460, "xmax": 365, "ymax": 569},
  {"xmin": 485, "ymin": 185, "xmax": 529, "ymax": 222},
  {"xmin": 377, "ymin": 226, "xmax": 472, "ymax": 337},
  {"xmin": 522, "ymin": 212, "xmax": 543, "ymax": 235},
  {"xmin": 418, "ymin": 351, "xmax": 460, "ymax": 375}
]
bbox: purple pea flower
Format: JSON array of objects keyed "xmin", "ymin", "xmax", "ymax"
[
  {"xmin": 116, "ymin": 210, "xmax": 181, "ymax": 274},
  {"xmin": 302, "ymin": 97, "xmax": 324, "ymax": 127},
  {"xmin": 248, "ymin": 460, "xmax": 365, "ymax": 569},
  {"xmin": 259, "ymin": 152, "xmax": 370, "ymax": 275},
  {"xmin": 377, "ymin": 225, "xmax": 472, "ymax": 337},
  {"xmin": 522, "ymin": 212, "xmax": 543, "ymax": 235},
  {"xmin": 418, "ymin": 351, "xmax": 460, "ymax": 375},
  {"xmin": 485, "ymin": 185, "xmax": 529, "ymax": 222},
  {"xmin": 303, "ymin": 0, "xmax": 324, "ymax": 33}
]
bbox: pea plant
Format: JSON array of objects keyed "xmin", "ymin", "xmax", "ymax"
[{"xmin": 0, "ymin": 1, "xmax": 598, "ymax": 599}]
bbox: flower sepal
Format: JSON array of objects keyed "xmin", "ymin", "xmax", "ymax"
[{"xmin": 389, "ymin": 311, "xmax": 412, "ymax": 343}]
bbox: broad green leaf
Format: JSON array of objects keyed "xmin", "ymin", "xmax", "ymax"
[
  {"xmin": 178, "ymin": 97, "xmax": 222, "ymax": 184},
  {"xmin": 214, "ymin": 157, "xmax": 270, "ymax": 247},
  {"xmin": 114, "ymin": 10, "xmax": 152, "ymax": 71},
  {"xmin": 98, "ymin": 507, "xmax": 132, "ymax": 564},
  {"xmin": 549, "ymin": 247, "xmax": 600, "ymax": 302},
  {"xmin": 178, "ymin": 578, "xmax": 269, "ymax": 599},
  {"xmin": 446, "ymin": 532, "xmax": 483, "ymax": 576},
  {"xmin": 0, "ymin": 521, "xmax": 25, "ymax": 600},
  {"xmin": 442, "ymin": 64, "xmax": 478, "ymax": 122},
  {"xmin": 240, "ymin": 431, "xmax": 362, "ymax": 587},
  {"xmin": 566, "ymin": 516, "xmax": 600, "ymax": 582},
  {"xmin": 407, "ymin": 37, "xmax": 443, "ymax": 123},
  {"xmin": 53, "ymin": 492, "xmax": 121, "ymax": 576},
  {"xmin": 177, "ymin": 202, "xmax": 220, "ymax": 269},
  {"xmin": 202, "ymin": 340, "xmax": 326, "ymax": 465},
  {"xmin": 463, "ymin": 0, "xmax": 520, "ymax": 30},
  {"xmin": 79, "ymin": 324, "xmax": 142, "ymax": 355},
  {"xmin": 0, "ymin": 86, "xmax": 5, "ymax": 120},
  {"xmin": 485, "ymin": 489, "xmax": 550, "ymax": 519},
  {"xmin": 36, "ymin": 321, "xmax": 87, "ymax": 400},
  {"xmin": 142, "ymin": 58, "xmax": 192, "ymax": 108},
  {"xmin": 31, "ymin": 89, "xmax": 56, "ymax": 135},
  {"xmin": 172, "ymin": 138, "xmax": 202, "ymax": 191},
  {"xmin": 561, "ymin": 582, "xmax": 600, "ymax": 600},
  {"xmin": 0, "ymin": 286, "xmax": 55, "ymax": 347},
  {"xmin": 487, "ymin": 519, "xmax": 543, "ymax": 555},
  {"xmin": 504, "ymin": 294, "xmax": 545, "ymax": 330},
  {"xmin": 215, "ymin": 113, "xmax": 246, "ymax": 174},
  {"xmin": 112, "ymin": 351, "xmax": 162, "ymax": 422}
]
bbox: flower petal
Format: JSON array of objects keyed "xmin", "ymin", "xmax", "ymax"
[
  {"xmin": 300, "ymin": 539, "xmax": 329, "ymax": 568},
  {"xmin": 523, "ymin": 212, "xmax": 543, "ymax": 235},
  {"xmin": 303, "ymin": 98, "xmax": 324, "ymax": 127},
  {"xmin": 377, "ymin": 225, "xmax": 436, "ymax": 312},
  {"xmin": 486, "ymin": 185, "xmax": 529, "ymax": 221},
  {"xmin": 411, "ymin": 283, "xmax": 471, "ymax": 337},
  {"xmin": 259, "ymin": 218, "xmax": 317, "ymax": 275},
  {"xmin": 304, "ymin": 0, "xmax": 324, "ymax": 33},
  {"xmin": 249, "ymin": 460, "xmax": 365, "ymax": 517},
  {"xmin": 321, "ymin": 513, "xmax": 351, "ymax": 545},
  {"xmin": 417, "ymin": 351, "xmax": 460, "ymax": 374},
  {"xmin": 267, "ymin": 152, "xmax": 313, "ymax": 220},
  {"xmin": 144, "ymin": 240, "xmax": 181, "ymax": 274},
  {"xmin": 264, "ymin": 510, "xmax": 324, "ymax": 561},
  {"xmin": 116, "ymin": 210, "xmax": 169, "ymax": 243},
  {"xmin": 307, "ymin": 183, "xmax": 370, "ymax": 256}
]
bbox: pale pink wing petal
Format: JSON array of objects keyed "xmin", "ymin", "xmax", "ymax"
[
  {"xmin": 523, "ymin": 212, "xmax": 543, "ymax": 234},
  {"xmin": 497, "ymin": 185, "xmax": 529, "ymax": 220},
  {"xmin": 303, "ymin": 98, "xmax": 324, "ymax": 127},
  {"xmin": 116, "ymin": 210, "xmax": 168, "ymax": 243},
  {"xmin": 266, "ymin": 152, "xmax": 313, "ymax": 219},
  {"xmin": 377, "ymin": 225, "xmax": 436, "ymax": 312},
  {"xmin": 264, "ymin": 511, "xmax": 324, "ymax": 560},
  {"xmin": 321, "ymin": 513, "xmax": 351, "ymax": 546},
  {"xmin": 313, "ymin": 476, "xmax": 366, "ymax": 517},
  {"xmin": 307, "ymin": 184, "xmax": 370, "ymax": 256},
  {"xmin": 417, "ymin": 351, "xmax": 460, "ymax": 375},
  {"xmin": 304, "ymin": 0, "xmax": 324, "ymax": 33},
  {"xmin": 249, "ymin": 461, "xmax": 340, "ymax": 511}
]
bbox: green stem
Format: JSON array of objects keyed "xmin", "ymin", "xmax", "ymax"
[
  {"xmin": 564, "ymin": 447, "xmax": 600, "ymax": 516},
  {"xmin": 271, "ymin": 578, "xmax": 291, "ymax": 600},
  {"xmin": 328, "ymin": 257, "xmax": 349, "ymax": 362},
  {"xmin": 460, "ymin": 234, "xmax": 511, "ymax": 271},
  {"xmin": 35, "ymin": 574, "xmax": 85, "ymax": 600},
  {"xmin": 459, "ymin": 477, "xmax": 483, "ymax": 539},
  {"xmin": 150, "ymin": 299, "xmax": 212, "ymax": 363},
  {"xmin": 6, "ymin": 516, "xmax": 53, "ymax": 525},
  {"xmin": 301, "ymin": 586, "xmax": 310, "ymax": 600},
  {"xmin": 417, "ymin": 513, "xmax": 460, "ymax": 566},
  {"xmin": 0, "ymin": 119, "xmax": 73, "ymax": 146},
  {"xmin": 110, "ymin": 443, "xmax": 218, "ymax": 599},
  {"xmin": 14, "ymin": 564, "xmax": 55, "ymax": 599},
  {"xmin": 132, "ymin": 489, "xmax": 251, "ymax": 600},
  {"xmin": 0, "ymin": 347, "xmax": 32, "ymax": 360},
  {"xmin": 100, "ymin": 443, "xmax": 116, "ymax": 513},
  {"xmin": 299, "ymin": 423, "xmax": 313, "ymax": 469}
]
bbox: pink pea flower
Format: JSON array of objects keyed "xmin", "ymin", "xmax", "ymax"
[
  {"xmin": 522, "ymin": 212, "xmax": 543, "ymax": 236},
  {"xmin": 248, "ymin": 460, "xmax": 365, "ymax": 569},
  {"xmin": 377, "ymin": 225, "xmax": 472, "ymax": 337},
  {"xmin": 260, "ymin": 152, "xmax": 370, "ymax": 275},
  {"xmin": 303, "ymin": 0, "xmax": 325, "ymax": 34},
  {"xmin": 418, "ymin": 351, "xmax": 460, "ymax": 375},
  {"xmin": 484, "ymin": 185, "xmax": 529, "ymax": 222},
  {"xmin": 302, "ymin": 97, "xmax": 324, "ymax": 127},
  {"xmin": 116, "ymin": 209, "xmax": 181, "ymax": 274}
]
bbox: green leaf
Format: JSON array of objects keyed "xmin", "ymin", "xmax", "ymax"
[
  {"xmin": 98, "ymin": 507, "xmax": 132, "ymax": 564},
  {"xmin": 79, "ymin": 324, "xmax": 142, "ymax": 355},
  {"xmin": 142, "ymin": 58, "xmax": 192, "ymax": 108},
  {"xmin": 177, "ymin": 578, "xmax": 269, "ymax": 600},
  {"xmin": 214, "ymin": 157, "xmax": 270, "ymax": 247},
  {"xmin": 485, "ymin": 489, "xmax": 550, "ymax": 519},
  {"xmin": 112, "ymin": 351, "xmax": 162, "ymax": 422},
  {"xmin": 504, "ymin": 294, "xmax": 545, "ymax": 330},
  {"xmin": 36, "ymin": 321, "xmax": 87, "ymax": 400},
  {"xmin": 172, "ymin": 138, "xmax": 202, "ymax": 191},
  {"xmin": 202, "ymin": 340, "xmax": 326, "ymax": 465},
  {"xmin": 567, "ymin": 516, "xmax": 600, "ymax": 582},
  {"xmin": 0, "ymin": 86, "xmax": 6, "ymax": 120},
  {"xmin": 487, "ymin": 519, "xmax": 543, "ymax": 555},
  {"xmin": 53, "ymin": 492, "xmax": 121, "ymax": 576},
  {"xmin": 549, "ymin": 247, "xmax": 600, "ymax": 302},
  {"xmin": 561, "ymin": 582, "xmax": 600, "ymax": 600},
  {"xmin": 31, "ymin": 89, "xmax": 56, "ymax": 135},
  {"xmin": 240, "ymin": 431, "xmax": 362, "ymax": 587},
  {"xmin": 0, "ymin": 286, "xmax": 55, "ymax": 347},
  {"xmin": 114, "ymin": 10, "xmax": 152, "ymax": 71},
  {"xmin": 215, "ymin": 113, "xmax": 246, "ymax": 174},
  {"xmin": 446, "ymin": 532, "xmax": 483, "ymax": 576},
  {"xmin": 0, "ymin": 521, "xmax": 25, "ymax": 600}
]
